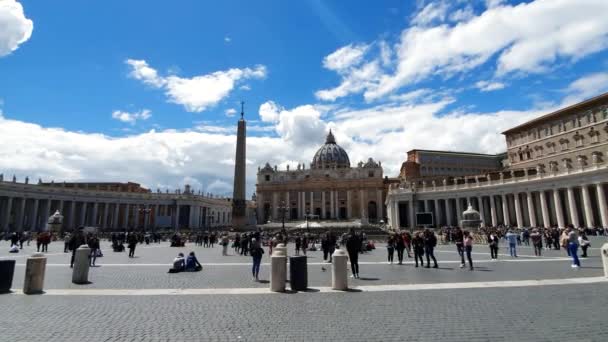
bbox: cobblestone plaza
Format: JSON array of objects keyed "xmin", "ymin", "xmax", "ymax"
[{"xmin": 2, "ymin": 237, "xmax": 607, "ymax": 341}]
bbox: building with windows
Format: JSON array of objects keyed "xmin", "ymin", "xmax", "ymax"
[
  {"xmin": 256, "ymin": 130, "xmax": 389, "ymax": 224},
  {"xmin": 387, "ymin": 92, "xmax": 608, "ymax": 229},
  {"xmin": 400, "ymin": 150, "xmax": 505, "ymax": 181}
]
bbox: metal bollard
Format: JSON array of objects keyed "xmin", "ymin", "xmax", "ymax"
[
  {"xmin": 602, "ymin": 243, "xmax": 608, "ymax": 278},
  {"xmin": 332, "ymin": 248, "xmax": 348, "ymax": 290},
  {"xmin": 23, "ymin": 253, "xmax": 47, "ymax": 294},
  {"xmin": 72, "ymin": 245, "xmax": 91, "ymax": 284},
  {"xmin": 270, "ymin": 248, "xmax": 287, "ymax": 292}
]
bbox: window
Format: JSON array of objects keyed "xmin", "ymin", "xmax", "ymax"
[
  {"xmin": 603, "ymin": 107, "xmax": 608, "ymax": 120},
  {"xmin": 368, "ymin": 171, "xmax": 374, "ymax": 177},
  {"xmin": 265, "ymin": 175, "xmax": 270, "ymax": 181},
  {"xmin": 559, "ymin": 138, "xmax": 569, "ymax": 151}
]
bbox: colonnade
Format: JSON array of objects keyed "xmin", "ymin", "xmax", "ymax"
[{"xmin": 389, "ymin": 182, "xmax": 608, "ymax": 229}]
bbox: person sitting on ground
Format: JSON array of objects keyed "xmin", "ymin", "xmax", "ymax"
[
  {"xmin": 185, "ymin": 251, "xmax": 203, "ymax": 272},
  {"xmin": 168, "ymin": 253, "xmax": 186, "ymax": 273}
]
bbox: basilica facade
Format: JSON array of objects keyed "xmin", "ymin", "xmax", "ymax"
[{"xmin": 255, "ymin": 131, "xmax": 390, "ymax": 224}]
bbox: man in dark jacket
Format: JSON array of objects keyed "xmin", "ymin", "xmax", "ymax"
[
  {"xmin": 452, "ymin": 227, "xmax": 465, "ymax": 268},
  {"xmin": 68, "ymin": 227, "xmax": 86, "ymax": 268},
  {"xmin": 423, "ymin": 229, "xmax": 438, "ymax": 268},
  {"xmin": 345, "ymin": 229, "xmax": 361, "ymax": 279},
  {"xmin": 127, "ymin": 233, "xmax": 138, "ymax": 258}
]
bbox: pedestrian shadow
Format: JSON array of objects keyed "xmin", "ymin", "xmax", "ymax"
[
  {"xmin": 343, "ymin": 288, "xmax": 363, "ymax": 293},
  {"xmin": 581, "ymin": 266, "xmax": 603, "ymax": 269},
  {"xmin": 257, "ymin": 280, "xmax": 270, "ymax": 284},
  {"xmin": 357, "ymin": 277, "xmax": 380, "ymax": 281}
]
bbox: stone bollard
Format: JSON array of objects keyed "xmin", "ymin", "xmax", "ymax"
[
  {"xmin": 602, "ymin": 243, "xmax": 608, "ymax": 278},
  {"xmin": 72, "ymin": 245, "xmax": 91, "ymax": 284},
  {"xmin": 270, "ymin": 248, "xmax": 287, "ymax": 292},
  {"xmin": 23, "ymin": 253, "xmax": 47, "ymax": 294},
  {"xmin": 332, "ymin": 248, "xmax": 348, "ymax": 291},
  {"xmin": 0, "ymin": 259, "xmax": 16, "ymax": 293}
]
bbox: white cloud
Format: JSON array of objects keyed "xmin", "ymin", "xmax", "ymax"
[
  {"xmin": 316, "ymin": 61, "xmax": 382, "ymax": 102},
  {"xmin": 562, "ymin": 72, "xmax": 608, "ymax": 106},
  {"xmin": 239, "ymin": 84, "xmax": 251, "ymax": 91},
  {"xmin": 475, "ymin": 80, "xmax": 505, "ymax": 92},
  {"xmin": 0, "ymin": 0, "xmax": 33, "ymax": 57},
  {"xmin": 225, "ymin": 108, "xmax": 237, "ymax": 117},
  {"xmin": 111, "ymin": 109, "xmax": 152, "ymax": 124},
  {"xmin": 322, "ymin": 43, "xmax": 369, "ymax": 71},
  {"xmin": 258, "ymin": 101, "xmax": 282, "ymax": 123},
  {"xmin": 319, "ymin": 0, "xmax": 608, "ymax": 102},
  {"xmin": 126, "ymin": 59, "xmax": 267, "ymax": 112},
  {"xmin": 411, "ymin": 1, "xmax": 449, "ymax": 26}
]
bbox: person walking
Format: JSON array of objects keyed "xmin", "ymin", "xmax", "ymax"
[
  {"xmin": 412, "ymin": 231, "xmax": 425, "ymax": 268},
  {"xmin": 250, "ymin": 238, "xmax": 264, "ymax": 281},
  {"xmin": 463, "ymin": 231, "xmax": 474, "ymax": 270},
  {"xmin": 68, "ymin": 228, "xmax": 86, "ymax": 268},
  {"xmin": 530, "ymin": 229, "xmax": 543, "ymax": 256},
  {"xmin": 506, "ymin": 230, "xmax": 518, "ymax": 257},
  {"xmin": 578, "ymin": 231, "xmax": 590, "ymax": 258},
  {"xmin": 395, "ymin": 233, "xmax": 405, "ymax": 265},
  {"xmin": 488, "ymin": 231, "xmax": 499, "ymax": 260},
  {"xmin": 423, "ymin": 229, "xmax": 438, "ymax": 268},
  {"xmin": 386, "ymin": 234, "xmax": 395, "ymax": 264},
  {"xmin": 453, "ymin": 227, "xmax": 465, "ymax": 268},
  {"xmin": 88, "ymin": 235, "xmax": 100, "ymax": 266},
  {"xmin": 567, "ymin": 228, "xmax": 581, "ymax": 268},
  {"xmin": 345, "ymin": 229, "xmax": 361, "ymax": 279},
  {"xmin": 127, "ymin": 233, "xmax": 138, "ymax": 258},
  {"xmin": 403, "ymin": 231, "xmax": 412, "ymax": 258}
]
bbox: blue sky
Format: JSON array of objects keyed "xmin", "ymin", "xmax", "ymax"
[{"xmin": 1, "ymin": 0, "xmax": 608, "ymax": 196}]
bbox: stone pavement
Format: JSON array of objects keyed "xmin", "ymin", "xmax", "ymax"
[{"xmin": 1, "ymin": 237, "xmax": 607, "ymax": 341}]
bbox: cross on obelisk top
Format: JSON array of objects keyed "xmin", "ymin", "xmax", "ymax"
[{"xmin": 240, "ymin": 101, "xmax": 245, "ymax": 120}]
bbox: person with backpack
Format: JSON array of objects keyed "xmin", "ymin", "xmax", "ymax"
[
  {"xmin": 127, "ymin": 232, "xmax": 138, "ymax": 258},
  {"xmin": 250, "ymin": 238, "xmax": 264, "ymax": 281},
  {"xmin": 88, "ymin": 235, "xmax": 100, "ymax": 266},
  {"xmin": 423, "ymin": 229, "xmax": 438, "ymax": 268}
]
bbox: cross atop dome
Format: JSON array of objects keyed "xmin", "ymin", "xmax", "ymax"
[{"xmin": 326, "ymin": 129, "xmax": 336, "ymax": 144}]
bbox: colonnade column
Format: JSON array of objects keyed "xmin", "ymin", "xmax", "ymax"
[
  {"xmin": 334, "ymin": 191, "xmax": 339, "ymax": 219},
  {"xmin": 596, "ymin": 183, "xmax": 608, "ymax": 228},
  {"xmin": 113, "ymin": 203, "xmax": 120, "ymax": 229},
  {"xmin": 174, "ymin": 204, "xmax": 180, "ymax": 230},
  {"xmin": 501, "ymin": 194, "xmax": 510, "ymax": 226},
  {"xmin": 309, "ymin": 191, "xmax": 314, "ymax": 216},
  {"xmin": 553, "ymin": 190, "xmax": 565, "ymax": 228},
  {"xmin": 539, "ymin": 191, "xmax": 550, "ymax": 228},
  {"xmin": 580, "ymin": 185, "xmax": 594, "ymax": 228},
  {"xmin": 526, "ymin": 192, "xmax": 537, "ymax": 227},
  {"xmin": 514, "ymin": 193, "xmax": 523, "ymax": 228},
  {"xmin": 67, "ymin": 200, "xmax": 74, "ymax": 230},
  {"xmin": 285, "ymin": 192, "xmax": 290, "ymax": 220},
  {"xmin": 376, "ymin": 189, "xmax": 383, "ymax": 221},
  {"xmin": 359, "ymin": 189, "xmax": 365, "ymax": 219},
  {"xmin": 92, "ymin": 202, "xmax": 98, "ymax": 227},
  {"xmin": 392, "ymin": 200, "xmax": 400, "ymax": 228},
  {"xmin": 124, "ymin": 204, "xmax": 130, "ymax": 229},
  {"xmin": 408, "ymin": 200, "xmax": 416, "ymax": 228},
  {"xmin": 489, "ymin": 196, "xmax": 497, "ymax": 227},
  {"xmin": 477, "ymin": 196, "xmax": 486, "ymax": 228},
  {"xmin": 330, "ymin": 191, "xmax": 334, "ymax": 219},
  {"xmin": 434, "ymin": 199, "xmax": 441, "ymax": 227},
  {"xmin": 567, "ymin": 187, "xmax": 580, "ymax": 228},
  {"xmin": 16, "ymin": 198, "xmax": 26, "ymax": 231},
  {"xmin": 455, "ymin": 198, "xmax": 462, "ymax": 224},
  {"xmin": 321, "ymin": 192, "xmax": 326, "ymax": 219},
  {"xmin": 2, "ymin": 197, "xmax": 13, "ymax": 232},
  {"xmin": 31, "ymin": 199, "xmax": 39, "ymax": 230},
  {"xmin": 102, "ymin": 203, "xmax": 109, "ymax": 229},
  {"xmin": 272, "ymin": 192, "xmax": 278, "ymax": 221},
  {"xmin": 445, "ymin": 199, "xmax": 453, "ymax": 226},
  {"xmin": 80, "ymin": 202, "xmax": 87, "ymax": 227}
]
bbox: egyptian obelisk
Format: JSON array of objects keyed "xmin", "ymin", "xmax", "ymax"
[{"xmin": 231, "ymin": 102, "xmax": 247, "ymax": 230}]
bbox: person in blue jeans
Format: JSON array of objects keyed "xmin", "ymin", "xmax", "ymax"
[
  {"xmin": 506, "ymin": 230, "xmax": 518, "ymax": 257},
  {"xmin": 567, "ymin": 229, "xmax": 581, "ymax": 268},
  {"xmin": 250, "ymin": 238, "xmax": 264, "ymax": 281}
]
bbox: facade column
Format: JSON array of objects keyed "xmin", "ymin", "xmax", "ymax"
[
  {"xmin": 154, "ymin": 204, "xmax": 160, "ymax": 228},
  {"xmin": 359, "ymin": 189, "xmax": 365, "ymax": 219},
  {"xmin": 309, "ymin": 191, "xmax": 314, "ymax": 216},
  {"xmin": 346, "ymin": 190, "xmax": 352, "ymax": 219},
  {"xmin": 477, "ymin": 196, "xmax": 486, "ymax": 228},
  {"xmin": 392, "ymin": 200, "xmax": 400, "ymax": 229},
  {"xmin": 144, "ymin": 204, "xmax": 151, "ymax": 229},
  {"xmin": 334, "ymin": 191, "xmax": 339, "ymax": 219},
  {"xmin": 567, "ymin": 187, "xmax": 580, "ymax": 228},
  {"xmin": 188, "ymin": 205, "xmax": 195, "ymax": 228},
  {"xmin": 501, "ymin": 194, "xmax": 510, "ymax": 226},
  {"xmin": 330, "ymin": 191, "xmax": 334, "ymax": 219},
  {"xmin": 434, "ymin": 199, "xmax": 441, "ymax": 227},
  {"xmin": 2, "ymin": 197, "xmax": 13, "ymax": 232},
  {"xmin": 134, "ymin": 205, "xmax": 140, "ymax": 229},
  {"xmin": 539, "ymin": 191, "xmax": 550, "ymax": 228},
  {"xmin": 174, "ymin": 204, "xmax": 180, "ymax": 230},
  {"xmin": 321, "ymin": 191, "xmax": 326, "ymax": 219},
  {"xmin": 580, "ymin": 185, "xmax": 594, "ymax": 228},
  {"xmin": 272, "ymin": 192, "xmax": 278, "ymax": 220},
  {"xmin": 113, "ymin": 203, "xmax": 120, "ymax": 229},
  {"xmin": 553, "ymin": 189, "xmax": 565, "ymax": 228},
  {"xmin": 31, "ymin": 199, "xmax": 39, "ymax": 230},
  {"xmin": 285, "ymin": 192, "xmax": 290, "ymax": 220},
  {"xmin": 514, "ymin": 193, "xmax": 523, "ymax": 228},
  {"xmin": 446, "ymin": 199, "xmax": 453, "ymax": 226},
  {"xmin": 68, "ymin": 201, "xmax": 75, "ymax": 230},
  {"xmin": 526, "ymin": 192, "xmax": 537, "ymax": 227},
  {"xmin": 596, "ymin": 184, "xmax": 608, "ymax": 228},
  {"xmin": 489, "ymin": 195, "xmax": 498, "ymax": 227}
]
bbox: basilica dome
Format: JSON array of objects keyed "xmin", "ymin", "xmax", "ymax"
[{"xmin": 311, "ymin": 130, "xmax": 351, "ymax": 169}]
